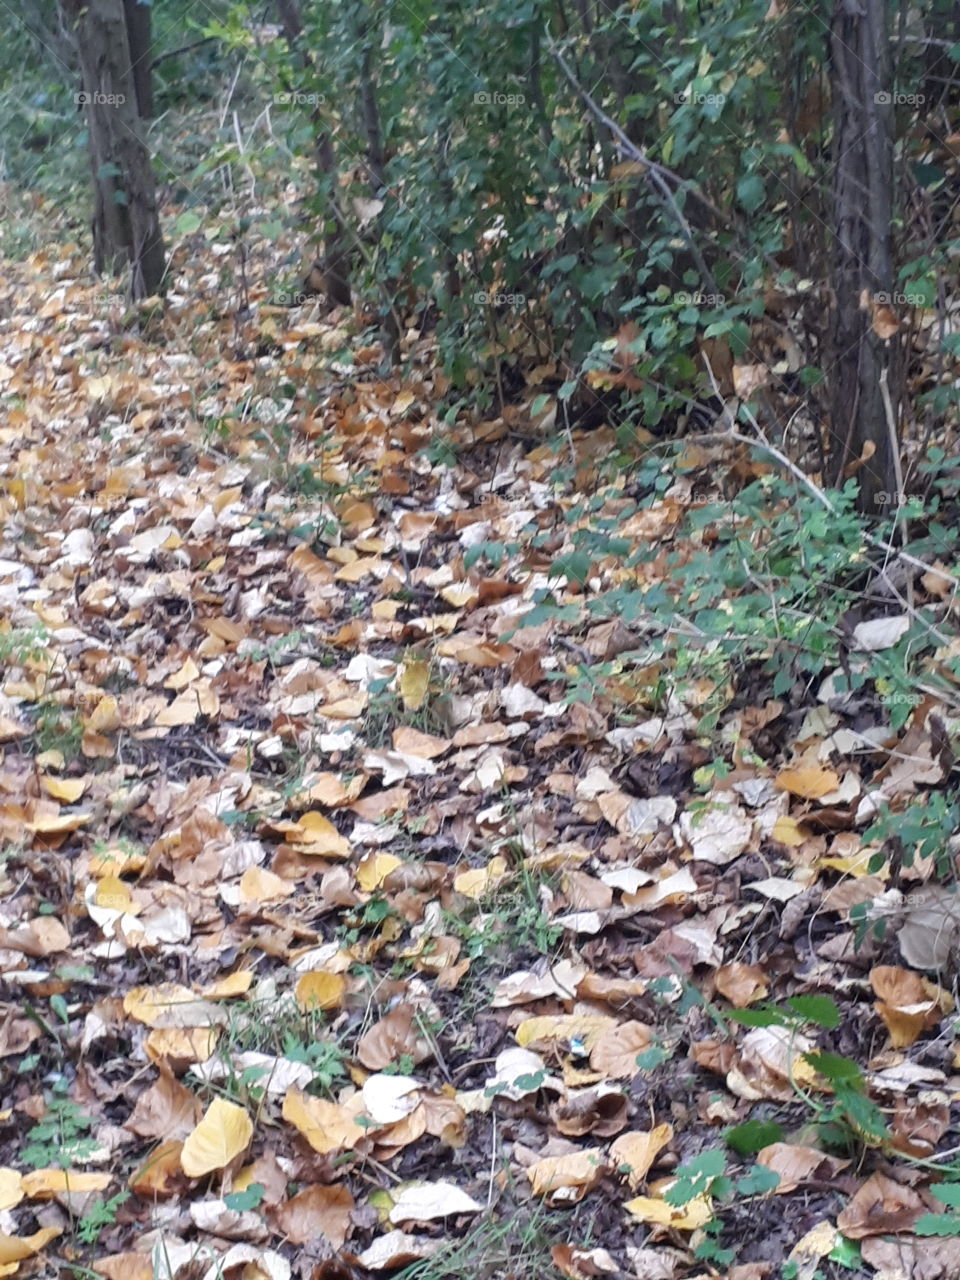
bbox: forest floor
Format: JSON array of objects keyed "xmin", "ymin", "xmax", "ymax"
[{"xmin": 1, "ymin": 226, "xmax": 960, "ymax": 1280}]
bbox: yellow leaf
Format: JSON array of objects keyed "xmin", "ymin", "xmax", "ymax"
[
  {"xmin": 123, "ymin": 983, "xmax": 198, "ymax": 1027},
  {"xmin": 0, "ymin": 1169, "xmax": 23, "ymax": 1212},
  {"xmin": 527, "ymin": 1149, "xmax": 606, "ymax": 1201},
  {"xmin": 453, "ymin": 857, "xmax": 508, "ymax": 899},
  {"xmin": 95, "ymin": 876, "xmax": 136, "ymax": 914},
  {"xmin": 180, "ymin": 1098, "xmax": 252, "ymax": 1177},
  {"xmin": 516, "ymin": 1014, "xmax": 615, "ymax": 1052},
  {"xmin": 609, "ymin": 1125, "xmax": 673, "ymax": 1189},
  {"xmin": 356, "ymin": 853, "xmax": 403, "ymax": 892},
  {"xmin": 775, "ymin": 766, "xmax": 839, "ymax": 800},
  {"xmin": 85, "ymin": 695, "xmax": 121, "ymax": 733},
  {"xmin": 21, "ymin": 1169, "xmax": 111, "ymax": 1198},
  {"xmin": 155, "ymin": 682, "xmax": 220, "ymax": 728},
  {"xmin": 770, "ymin": 816, "xmax": 807, "ymax": 847},
  {"xmin": 282, "ymin": 1088, "xmax": 367, "ymax": 1155},
  {"xmin": 239, "ymin": 866, "xmax": 293, "ymax": 903},
  {"xmin": 0, "ymin": 1226, "xmax": 60, "ymax": 1266},
  {"xmin": 202, "ymin": 971, "xmax": 253, "ymax": 999},
  {"xmin": 624, "ymin": 1192, "xmax": 712, "ymax": 1230},
  {"xmin": 295, "ymin": 970, "xmax": 346, "ymax": 1011},
  {"xmin": 288, "ymin": 812, "xmax": 351, "ymax": 857},
  {"xmin": 41, "ymin": 776, "xmax": 86, "ymax": 803},
  {"xmin": 399, "ymin": 660, "xmax": 430, "ymax": 711},
  {"xmin": 165, "ymin": 658, "xmax": 200, "ymax": 690}
]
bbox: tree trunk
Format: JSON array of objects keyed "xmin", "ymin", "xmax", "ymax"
[
  {"xmin": 60, "ymin": 0, "xmax": 165, "ymax": 299},
  {"xmin": 827, "ymin": 0, "xmax": 899, "ymax": 515},
  {"xmin": 276, "ymin": 0, "xmax": 352, "ymax": 307},
  {"xmin": 122, "ymin": 0, "xmax": 154, "ymax": 118}
]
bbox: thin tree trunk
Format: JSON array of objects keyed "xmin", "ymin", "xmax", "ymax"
[
  {"xmin": 60, "ymin": 0, "xmax": 165, "ymax": 299},
  {"xmin": 276, "ymin": 0, "xmax": 351, "ymax": 306},
  {"xmin": 827, "ymin": 0, "xmax": 899, "ymax": 514},
  {"xmin": 122, "ymin": 0, "xmax": 154, "ymax": 117}
]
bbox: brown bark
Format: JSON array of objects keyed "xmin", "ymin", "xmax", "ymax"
[
  {"xmin": 60, "ymin": 0, "xmax": 165, "ymax": 299},
  {"xmin": 276, "ymin": 0, "xmax": 351, "ymax": 306},
  {"xmin": 827, "ymin": 0, "xmax": 899, "ymax": 514},
  {"xmin": 122, "ymin": 0, "xmax": 154, "ymax": 118}
]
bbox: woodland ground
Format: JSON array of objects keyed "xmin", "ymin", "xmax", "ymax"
[{"xmin": 0, "ymin": 195, "xmax": 960, "ymax": 1280}]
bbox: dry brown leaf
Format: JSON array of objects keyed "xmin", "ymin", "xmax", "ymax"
[
  {"xmin": 836, "ymin": 1171, "xmax": 925, "ymax": 1239},
  {"xmin": 589, "ymin": 1021, "xmax": 653, "ymax": 1077},
  {"xmin": 715, "ymin": 962, "xmax": 769, "ymax": 1007},
  {"xmin": 271, "ymin": 1183, "xmax": 355, "ymax": 1247},
  {"xmin": 526, "ymin": 1149, "xmax": 606, "ymax": 1203},
  {"xmin": 756, "ymin": 1143, "xmax": 848, "ymax": 1193}
]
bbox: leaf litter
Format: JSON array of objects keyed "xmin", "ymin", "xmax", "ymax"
[{"xmin": 0, "ymin": 240, "xmax": 959, "ymax": 1280}]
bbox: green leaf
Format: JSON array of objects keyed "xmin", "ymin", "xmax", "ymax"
[
  {"xmin": 804, "ymin": 1051, "xmax": 863, "ymax": 1086},
  {"xmin": 550, "ymin": 549, "xmax": 593, "ymax": 587},
  {"xmin": 931, "ymin": 1183, "xmax": 960, "ymax": 1209},
  {"xmin": 737, "ymin": 173, "xmax": 764, "ymax": 213},
  {"xmin": 834, "ymin": 1083, "xmax": 888, "ymax": 1140},
  {"xmin": 829, "ymin": 1236, "xmax": 862, "ymax": 1269},
  {"xmin": 735, "ymin": 1164, "xmax": 780, "ymax": 1196},
  {"xmin": 725, "ymin": 1119, "xmax": 784, "ymax": 1155},
  {"xmin": 174, "ymin": 211, "xmax": 204, "ymax": 235},
  {"xmin": 916, "ymin": 1213, "xmax": 960, "ymax": 1237},
  {"xmin": 787, "ymin": 995, "xmax": 840, "ymax": 1028},
  {"xmin": 224, "ymin": 1183, "xmax": 265, "ymax": 1212},
  {"xmin": 727, "ymin": 1008, "xmax": 784, "ymax": 1028}
]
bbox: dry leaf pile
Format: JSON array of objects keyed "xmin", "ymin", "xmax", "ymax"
[{"xmin": 0, "ymin": 240, "xmax": 959, "ymax": 1280}]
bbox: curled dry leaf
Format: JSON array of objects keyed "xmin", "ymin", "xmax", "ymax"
[
  {"xmin": 727, "ymin": 1026, "xmax": 817, "ymax": 1101},
  {"xmin": 551, "ymin": 1245, "xmax": 620, "ymax": 1279},
  {"xmin": 609, "ymin": 1125, "xmax": 673, "ymax": 1189},
  {"xmin": 0, "ymin": 1226, "xmax": 62, "ymax": 1266},
  {"xmin": 357, "ymin": 1006, "xmax": 431, "ymax": 1070},
  {"xmin": 870, "ymin": 964, "xmax": 953, "ymax": 1048},
  {"xmin": 836, "ymin": 1171, "xmax": 926, "ymax": 1239},
  {"xmin": 715, "ymin": 962, "xmax": 768, "ymax": 1007},
  {"xmin": 756, "ymin": 1143, "xmax": 848, "ymax": 1193},
  {"xmin": 526, "ymin": 1149, "xmax": 606, "ymax": 1203},
  {"xmin": 350, "ymin": 1230, "xmax": 441, "ymax": 1270},
  {"xmin": 552, "ymin": 1086, "xmax": 629, "ymax": 1138}
]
